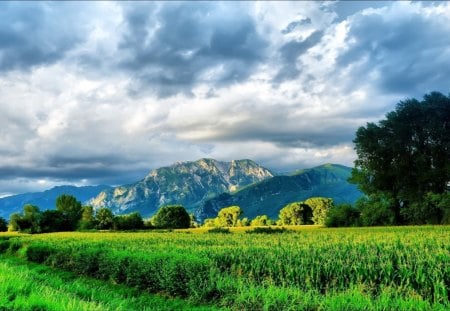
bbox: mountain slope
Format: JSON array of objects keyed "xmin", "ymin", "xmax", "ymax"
[
  {"xmin": 90, "ymin": 158, "xmax": 274, "ymax": 217},
  {"xmin": 0, "ymin": 185, "xmax": 112, "ymax": 219},
  {"xmin": 195, "ymin": 164, "xmax": 361, "ymax": 221}
]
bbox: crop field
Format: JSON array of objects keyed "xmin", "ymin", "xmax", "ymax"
[{"xmin": 0, "ymin": 226, "xmax": 449, "ymax": 310}]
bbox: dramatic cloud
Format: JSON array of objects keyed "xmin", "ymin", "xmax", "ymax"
[{"xmin": 1, "ymin": 1, "xmax": 450, "ymax": 194}]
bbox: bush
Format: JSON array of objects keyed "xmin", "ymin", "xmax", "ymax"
[
  {"xmin": 207, "ymin": 227, "xmax": 231, "ymax": 234},
  {"xmin": 26, "ymin": 244, "xmax": 54, "ymax": 264},
  {"xmin": 245, "ymin": 227, "xmax": 289, "ymax": 234},
  {"xmin": 325, "ymin": 204, "xmax": 361, "ymax": 227},
  {"xmin": 22, "ymin": 243, "xmax": 214, "ymax": 300},
  {"xmin": 356, "ymin": 194, "xmax": 396, "ymax": 226},
  {"xmin": 0, "ymin": 240, "xmax": 10, "ymax": 253}
]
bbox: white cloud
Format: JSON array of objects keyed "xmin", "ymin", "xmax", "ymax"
[{"xmin": 0, "ymin": 1, "xmax": 450, "ymax": 194}]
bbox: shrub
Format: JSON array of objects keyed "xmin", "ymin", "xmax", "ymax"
[
  {"xmin": 245, "ymin": 227, "xmax": 289, "ymax": 234},
  {"xmin": 207, "ymin": 227, "xmax": 231, "ymax": 234},
  {"xmin": 26, "ymin": 244, "xmax": 54, "ymax": 264},
  {"xmin": 325, "ymin": 204, "xmax": 361, "ymax": 227}
]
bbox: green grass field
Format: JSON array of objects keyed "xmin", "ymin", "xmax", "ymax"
[{"xmin": 1, "ymin": 226, "xmax": 449, "ymax": 310}]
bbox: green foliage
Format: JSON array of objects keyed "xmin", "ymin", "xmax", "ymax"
[
  {"xmin": 401, "ymin": 192, "xmax": 450, "ymax": 225},
  {"xmin": 203, "ymin": 218, "xmax": 216, "ymax": 227},
  {"xmin": 325, "ymin": 204, "xmax": 361, "ymax": 227},
  {"xmin": 95, "ymin": 207, "xmax": 114, "ymax": 230},
  {"xmin": 351, "ymin": 92, "xmax": 450, "ymax": 224},
  {"xmin": 10, "ymin": 204, "xmax": 42, "ymax": 233},
  {"xmin": 279, "ymin": 202, "xmax": 313, "ymax": 225},
  {"xmin": 40, "ymin": 210, "xmax": 66, "ymax": 232},
  {"xmin": 215, "ymin": 206, "xmax": 242, "ymax": 227},
  {"xmin": 153, "ymin": 205, "xmax": 191, "ymax": 229},
  {"xmin": 113, "ymin": 212, "xmax": 144, "ymax": 230},
  {"xmin": 356, "ymin": 193, "xmax": 396, "ymax": 226},
  {"xmin": 207, "ymin": 227, "xmax": 231, "ymax": 234},
  {"xmin": 305, "ymin": 197, "xmax": 334, "ymax": 225},
  {"xmin": 245, "ymin": 227, "xmax": 288, "ymax": 234},
  {"xmin": 2, "ymin": 226, "xmax": 449, "ymax": 309},
  {"xmin": 8, "ymin": 213, "xmax": 20, "ymax": 232},
  {"xmin": 0, "ymin": 217, "xmax": 7, "ymax": 232},
  {"xmin": 0, "ymin": 257, "xmax": 215, "ymax": 311},
  {"xmin": 56, "ymin": 194, "xmax": 82, "ymax": 230},
  {"xmin": 236, "ymin": 217, "xmax": 250, "ymax": 227},
  {"xmin": 78, "ymin": 205, "xmax": 96, "ymax": 230},
  {"xmin": 250, "ymin": 215, "xmax": 272, "ymax": 226}
]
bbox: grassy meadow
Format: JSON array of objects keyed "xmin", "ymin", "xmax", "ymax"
[{"xmin": 0, "ymin": 225, "xmax": 449, "ymax": 310}]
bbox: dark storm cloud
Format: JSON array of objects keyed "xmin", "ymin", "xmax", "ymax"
[
  {"xmin": 274, "ymin": 30, "xmax": 323, "ymax": 83},
  {"xmin": 337, "ymin": 4, "xmax": 450, "ymax": 97},
  {"xmin": 119, "ymin": 2, "xmax": 268, "ymax": 97},
  {"xmin": 0, "ymin": 2, "xmax": 89, "ymax": 72}
]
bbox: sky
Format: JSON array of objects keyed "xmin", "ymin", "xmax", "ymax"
[{"xmin": 1, "ymin": 1, "xmax": 450, "ymax": 195}]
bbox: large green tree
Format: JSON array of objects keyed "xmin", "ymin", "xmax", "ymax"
[
  {"xmin": 95, "ymin": 207, "xmax": 114, "ymax": 230},
  {"xmin": 152, "ymin": 205, "xmax": 191, "ymax": 229},
  {"xmin": 351, "ymin": 92, "xmax": 450, "ymax": 224},
  {"xmin": 305, "ymin": 197, "xmax": 334, "ymax": 225},
  {"xmin": 0, "ymin": 217, "xmax": 7, "ymax": 232},
  {"xmin": 216, "ymin": 206, "xmax": 242, "ymax": 227},
  {"xmin": 56, "ymin": 194, "xmax": 82, "ymax": 230},
  {"xmin": 10, "ymin": 204, "xmax": 42, "ymax": 233}
]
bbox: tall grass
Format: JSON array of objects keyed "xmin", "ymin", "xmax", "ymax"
[{"xmin": 1, "ymin": 226, "xmax": 449, "ymax": 310}]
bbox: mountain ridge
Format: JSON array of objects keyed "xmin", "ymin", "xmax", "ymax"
[
  {"xmin": 0, "ymin": 160, "xmax": 361, "ymax": 222},
  {"xmin": 89, "ymin": 158, "xmax": 275, "ymax": 217}
]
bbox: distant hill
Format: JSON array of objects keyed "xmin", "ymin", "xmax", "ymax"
[
  {"xmin": 89, "ymin": 158, "xmax": 274, "ymax": 217},
  {"xmin": 0, "ymin": 185, "xmax": 111, "ymax": 219},
  {"xmin": 195, "ymin": 164, "xmax": 361, "ymax": 221}
]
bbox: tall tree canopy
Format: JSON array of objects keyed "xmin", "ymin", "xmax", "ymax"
[
  {"xmin": 56, "ymin": 194, "xmax": 82, "ymax": 230},
  {"xmin": 351, "ymin": 92, "xmax": 450, "ymax": 224},
  {"xmin": 152, "ymin": 205, "xmax": 191, "ymax": 229}
]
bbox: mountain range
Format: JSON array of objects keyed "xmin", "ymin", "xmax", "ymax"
[
  {"xmin": 89, "ymin": 159, "xmax": 274, "ymax": 217},
  {"xmin": 0, "ymin": 159, "xmax": 361, "ymax": 222},
  {"xmin": 195, "ymin": 163, "xmax": 361, "ymax": 220},
  {"xmin": 0, "ymin": 185, "xmax": 111, "ymax": 219}
]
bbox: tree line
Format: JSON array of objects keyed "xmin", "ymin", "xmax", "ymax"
[{"xmin": 5, "ymin": 194, "xmax": 146, "ymax": 233}]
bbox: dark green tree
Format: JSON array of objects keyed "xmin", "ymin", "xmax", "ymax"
[
  {"xmin": 351, "ymin": 92, "xmax": 450, "ymax": 224},
  {"xmin": 95, "ymin": 207, "xmax": 114, "ymax": 230},
  {"xmin": 40, "ymin": 210, "xmax": 66, "ymax": 232},
  {"xmin": 0, "ymin": 217, "xmax": 7, "ymax": 232},
  {"xmin": 153, "ymin": 205, "xmax": 191, "ymax": 229},
  {"xmin": 56, "ymin": 194, "xmax": 82, "ymax": 230},
  {"xmin": 113, "ymin": 212, "xmax": 144, "ymax": 230},
  {"xmin": 14, "ymin": 204, "xmax": 42, "ymax": 233},
  {"xmin": 325, "ymin": 204, "xmax": 360, "ymax": 227}
]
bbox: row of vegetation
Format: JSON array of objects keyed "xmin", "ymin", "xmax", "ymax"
[
  {"xmin": 2, "ymin": 191, "xmax": 449, "ymax": 234},
  {"xmin": 1, "ymin": 226, "xmax": 448, "ymax": 310}
]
